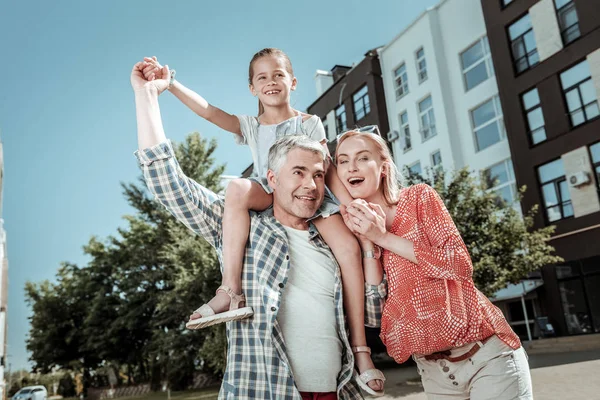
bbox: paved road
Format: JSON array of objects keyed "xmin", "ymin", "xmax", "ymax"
[{"xmin": 374, "ymin": 350, "xmax": 600, "ymax": 400}]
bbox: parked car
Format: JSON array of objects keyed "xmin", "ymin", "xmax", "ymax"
[{"xmin": 12, "ymin": 386, "xmax": 48, "ymax": 400}]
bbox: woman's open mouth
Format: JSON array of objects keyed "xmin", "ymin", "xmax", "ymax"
[{"xmin": 348, "ymin": 177, "xmax": 365, "ymax": 187}]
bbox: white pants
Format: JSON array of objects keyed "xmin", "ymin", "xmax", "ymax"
[{"xmin": 413, "ymin": 335, "xmax": 533, "ymax": 400}]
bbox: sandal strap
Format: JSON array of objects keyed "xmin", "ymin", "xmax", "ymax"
[
  {"xmin": 359, "ymin": 368, "xmax": 386, "ymax": 383},
  {"xmin": 193, "ymin": 303, "xmax": 215, "ymax": 317},
  {"xmin": 351, "ymin": 346, "xmax": 372, "ymax": 355},
  {"xmin": 216, "ymin": 285, "xmax": 246, "ymax": 310}
]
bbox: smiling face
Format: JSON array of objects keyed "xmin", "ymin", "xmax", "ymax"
[
  {"xmin": 249, "ymin": 55, "xmax": 297, "ymax": 110},
  {"xmin": 267, "ymin": 148, "xmax": 326, "ymax": 225},
  {"xmin": 336, "ymin": 136, "xmax": 387, "ymax": 202}
]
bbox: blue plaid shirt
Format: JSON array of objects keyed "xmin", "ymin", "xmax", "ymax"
[{"xmin": 135, "ymin": 140, "xmax": 386, "ymax": 399}]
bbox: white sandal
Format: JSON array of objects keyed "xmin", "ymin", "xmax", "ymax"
[
  {"xmin": 352, "ymin": 346, "xmax": 386, "ymax": 397},
  {"xmin": 185, "ymin": 285, "xmax": 254, "ymax": 330}
]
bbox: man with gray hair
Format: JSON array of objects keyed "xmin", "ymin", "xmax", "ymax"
[{"xmin": 132, "ymin": 65, "xmax": 385, "ymax": 399}]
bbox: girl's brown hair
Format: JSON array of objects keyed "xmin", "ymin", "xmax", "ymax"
[
  {"xmin": 248, "ymin": 48, "xmax": 294, "ymax": 116},
  {"xmin": 336, "ymin": 131, "xmax": 401, "ymax": 206}
]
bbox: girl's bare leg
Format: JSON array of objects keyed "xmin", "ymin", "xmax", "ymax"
[
  {"xmin": 314, "ymin": 214, "xmax": 384, "ymax": 392},
  {"xmin": 195, "ymin": 179, "xmax": 272, "ymax": 316}
]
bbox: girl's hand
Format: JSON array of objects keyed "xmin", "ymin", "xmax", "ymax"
[
  {"xmin": 131, "ymin": 60, "xmax": 170, "ymax": 95},
  {"xmin": 344, "ymin": 199, "xmax": 387, "ymax": 244},
  {"xmin": 142, "ymin": 56, "xmax": 165, "ymax": 80}
]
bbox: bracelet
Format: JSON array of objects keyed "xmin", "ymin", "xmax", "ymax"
[{"xmin": 168, "ymin": 69, "xmax": 176, "ymax": 89}]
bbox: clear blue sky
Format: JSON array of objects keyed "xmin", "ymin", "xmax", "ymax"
[{"xmin": 0, "ymin": 0, "xmax": 438, "ymax": 371}]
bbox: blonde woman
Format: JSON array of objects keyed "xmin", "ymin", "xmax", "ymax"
[{"xmin": 335, "ymin": 130, "xmax": 533, "ymax": 400}]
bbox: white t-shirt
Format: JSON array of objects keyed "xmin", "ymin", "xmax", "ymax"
[{"xmin": 277, "ymin": 226, "xmax": 343, "ymax": 392}]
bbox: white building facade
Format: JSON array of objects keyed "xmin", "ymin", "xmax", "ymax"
[{"xmin": 379, "ymin": 0, "xmax": 518, "ymax": 205}]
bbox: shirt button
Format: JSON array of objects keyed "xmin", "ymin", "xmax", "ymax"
[
  {"xmin": 271, "ymin": 306, "xmax": 277, "ymax": 312},
  {"xmin": 285, "ymin": 255, "xmax": 290, "ymax": 260},
  {"xmin": 442, "ymin": 367, "xmax": 449, "ymax": 372},
  {"xmin": 278, "ymin": 283, "xmax": 284, "ymax": 288},
  {"xmin": 452, "ymin": 381, "xmax": 458, "ymax": 386},
  {"xmin": 449, "ymin": 374, "xmax": 455, "ymax": 380}
]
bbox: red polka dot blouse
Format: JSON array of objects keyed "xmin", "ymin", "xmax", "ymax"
[{"xmin": 380, "ymin": 183, "xmax": 521, "ymax": 363}]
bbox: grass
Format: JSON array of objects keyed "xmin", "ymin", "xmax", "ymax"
[
  {"xmin": 60, "ymin": 387, "xmax": 221, "ymax": 400},
  {"xmin": 117, "ymin": 388, "xmax": 220, "ymax": 400}
]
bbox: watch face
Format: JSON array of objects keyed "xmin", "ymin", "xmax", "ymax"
[{"xmin": 364, "ymin": 248, "xmax": 381, "ymax": 259}]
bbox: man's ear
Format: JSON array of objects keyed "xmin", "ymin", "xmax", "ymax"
[
  {"xmin": 291, "ymin": 77, "xmax": 298, "ymax": 91},
  {"xmin": 249, "ymin": 84, "xmax": 257, "ymax": 96},
  {"xmin": 267, "ymin": 169, "xmax": 277, "ymax": 190}
]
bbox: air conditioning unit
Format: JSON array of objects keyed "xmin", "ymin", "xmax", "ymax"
[
  {"xmin": 387, "ymin": 130, "xmax": 399, "ymax": 142},
  {"xmin": 567, "ymin": 171, "xmax": 591, "ymax": 187}
]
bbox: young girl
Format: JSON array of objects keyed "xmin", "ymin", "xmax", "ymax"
[
  {"xmin": 141, "ymin": 49, "xmax": 385, "ymax": 395},
  {"xmin": 336, "ymin": 130, "xmax": 533, "ymax": 400}
]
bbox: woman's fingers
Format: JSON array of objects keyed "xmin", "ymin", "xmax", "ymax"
[
  {"xmin": 368, "ymin": 202, "xmax": 386, "ymax": 218},
  {"xmin": 349, "ymin": 198, "xmax": 369, "ymax": 208},
  {"xmin": 348, "ymin": 202, "xmax": 377, "ymax": 221}
]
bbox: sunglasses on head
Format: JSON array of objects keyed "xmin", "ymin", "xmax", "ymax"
[{"xmin": 336, "ymin": 125, "xmax": 381, "ymax": 141}]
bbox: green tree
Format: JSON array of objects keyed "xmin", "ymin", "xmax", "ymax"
[
  {"xmin": 58, "ymin": 373, "xmax": 76, "ymax": 397},
  {"xmin": 26, "ymin": 133, "xmax": 227, "ymax": 389},
  {"xmin": 403, "ymin": 167, "xmax": 563, "ymax": 296}
]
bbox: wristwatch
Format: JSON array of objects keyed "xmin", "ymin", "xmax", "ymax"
[{"xmin": 362, "ymin": 246, "xmax": 382, "ymax": 259}]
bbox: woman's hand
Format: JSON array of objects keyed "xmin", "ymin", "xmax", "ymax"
[
  {"xmin": 131, "ymin": 58, "xmax": 170, "ymax": 95},
  {"xmin": 343, "ymin": 199, "xmax": 387, "ymax": 245}
]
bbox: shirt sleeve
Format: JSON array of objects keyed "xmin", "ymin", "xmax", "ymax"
[
  {"xmin": 364, "ymin": 278, "xmax": 387, "ymax": 328},
  {"xmin": 303, "ymin": 115, "xmax": 326, "ymax": 142},
  {"xmin": 235, "ymin": 115, "xmax": 258, "ymax": 146},
  {"xmin": 412, "ymin": 183, "xmax": 473, "ymax": 281},
  {"xmin": 134, "ymin": 140, "xmax": 224, "ymax": 249}
]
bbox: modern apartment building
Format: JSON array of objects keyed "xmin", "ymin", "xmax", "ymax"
[
  {"xmin": 482, "ymin": 0, "xmax": 600, "ymax": 337},
  {"xmin": 378, "ymin": 0, "xmax": 519, "ymax": 210},
  {"xmin": 306, "ymin": 48, "xmax": 390, "ymax": 153}
]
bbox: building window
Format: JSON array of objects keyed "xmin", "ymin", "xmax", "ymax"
[
  {"xmin": 431, "ymin": 150, "xmax": 442, "ymax": 169},
  {"xmin": 522, "ymin": 88, "xmax": 546, "ymax": 145},
  {"xmin": 418, "ymin": 95, "xmax": 436, "ymax": 141},
  {"xmin": 538, "ymin": 158, "xmax": 573, "ymax": 222},
  {"xmin": 408, "ymin": 162, "xmax": 422, "ymax": 177},
  {"xmin": 335, "ymin": 104, "xmax": 347, "ymax": 134},
  {"xmin": 508, "ymin": 14, "xmax": 539, "ymax": 74},
  {"xmin": 394, "ymin": 63, "xmax": 409, "ymax": 99},
  {"xmin": 416, "ymin": 47, "xmax": 428, "ymax": 83},
  {"xmin": 590, "ymin": 142, "xmax": 600, "ymax": 191},
  {"xmin": 555, "ymin": 0, "xmax": 580, "ymax": 45},
  {"xmin": 352, "ymin": 85, "xmax": 371, "ymax": 121},
  {"xmin": 471, "ymin": 96, "xmax": 505, "ymax": 152},
  {"xmin": 555, "ymin": 257, "xmax": 600, "ymax": 335},
  {"xmin": 322, "ymin": 118, "xmax": 333, "ymax": 142},
  {"xmin": 484, "ymin": 159, "xmax": 517, "ymax": 206},
  {"xmin": 399, "ymin": 111, "xmax": 412, "ymax": 152},
  {"xmin": 461, "ymin": 37, "xmax": 494, "ymax": 91},
  {"xmin": 560, "ymin": 60, "xmax": 600, "ymax": 127}
]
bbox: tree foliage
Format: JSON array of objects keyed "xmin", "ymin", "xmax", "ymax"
[{"xmin": 25, "ymin": 133, "xmax": 226, "ymax": 390}]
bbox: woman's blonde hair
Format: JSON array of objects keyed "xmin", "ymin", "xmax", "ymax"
[{"xmin": 336, "ymin": 131, "xmax": 401, "ymax": 206}]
